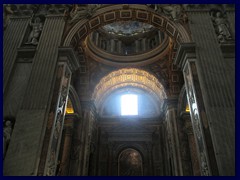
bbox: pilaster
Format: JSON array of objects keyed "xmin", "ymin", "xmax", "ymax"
[{"xmin": 163, "ymin": 98, "xmax": 183, "ymax": 176}]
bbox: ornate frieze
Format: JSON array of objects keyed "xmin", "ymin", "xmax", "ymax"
[
  {"xmin": 68, "ymin": 4, "xmax": 100, "ymax": 24},
  {"xmin": 147, "ymin": 4, "xmax": 186, "ymax": 23},
  {"xmin": 7, "ymin": 4, "xmax": 71, "ymax": 16}
]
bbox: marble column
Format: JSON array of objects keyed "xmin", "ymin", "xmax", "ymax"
[
  {"xmin": 95, "ymin": 32, "xmax": 99, "ymax": 47},
  {"xmin": 142, "ymin": 38, "xmax": 146, "ymax": 51},
  {"xmin": 174, "ymin": 43, "xmax": 219, "ymax": 176},
  {"xmin": 118, "ymin": 41, "xmax": 122, "ymax": 54},
  {"xmin": 158, "ymin": 31, "xmax": 162, "ymax": 44},
  {"xmin": 110, "ymin": 39, "xmax": 115, "ymax": 52},
  {"xmin": 135, "ymin": 40, "xmax": 139, "ymax": 53}
]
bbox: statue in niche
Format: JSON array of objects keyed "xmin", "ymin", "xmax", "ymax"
[
  {"xmin": 25, "ymin": 16, "xmax": 43, "ymax": 45},
  {"xmin": 3, "ymin": 119, "xmax": 14, "ymax": 158},
  {"xmin": 211, "ymin": 10, "xmax": 232, "ymax": 43},
  {"xmin": 3, "ymin": 4, "xmax": 13, "ymax": 30},
  {"xmin": 69, "ymin": 4, "xmax": 98, "ymax": 24},
  {"xmin": 161, "ymin": 4, "xmax": 182, "ymax": 21}
]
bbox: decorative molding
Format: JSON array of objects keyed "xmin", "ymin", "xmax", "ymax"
[
  {"xmin": 58, "ymin": 47, "xmax": 80, "ymax": 72},
  {"xmin": 174, "ymin": 43, "xmax": 196, "ymax": 70},
  {"xmin": 85, "ymin": 34, "xmax": 169, "ymax": 67},
  {"xmin": 63, "ymin": 4, "xmax": 191, "ymax": 47}
]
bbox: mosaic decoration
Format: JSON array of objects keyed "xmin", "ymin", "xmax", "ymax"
[
  {"xmin": 118, "ymin": 149, "xmax": 143, "ymax": 176},
  {"xmin": 102, "ymin": 21, "xmax": 154, "ymax": 36}
]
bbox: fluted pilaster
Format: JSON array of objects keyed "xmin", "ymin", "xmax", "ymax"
[
  {"xmin": 188, "ymin": 11, "xmax": 235, "ymax": 175},
  {"xmin": 3, "ymin": 17, "xmax": 30, "ymax": 93}
]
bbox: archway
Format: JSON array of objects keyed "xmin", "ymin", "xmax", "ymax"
[
  {"xmin": 63, "ymin": 4, "xmax": 191, "ymax": 47},
  {"xmin": 92, "ymin": 68, "xmax": 167, "ymax": 113}
]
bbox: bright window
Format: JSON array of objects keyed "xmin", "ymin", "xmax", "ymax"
[{"xmin": 121, "ymin": 94, "xmax": 138, "ymax": 116}]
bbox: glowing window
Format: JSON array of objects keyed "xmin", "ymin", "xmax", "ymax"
[
  {"xmin": 185, "ymin": 104, "xmax": 190, "ymax": 112},
  {"xmin": 66, "ymin": 99, "xmax": 74, "ymax": 114},
  {"xmin": 121, "ymin": 94, "xmax": 138, "ymax": 116}
]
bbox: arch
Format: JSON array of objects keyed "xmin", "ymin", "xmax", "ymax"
[
  {"xmin": 63, "ymin": 4, "xmax": 191, "ymax": 48},
  {"xmin": 118, "ymin": 148, "xmax": 143, "ymax": 176},
  {"xmin": 92, "ymin": 68, "xmax": 167, "ymax": 111},
  {"xmin": 68, "ymin": 85, "xmax": 82, "ymax": 115},
  {"xmin": 177, "ymin": 85, "xmax": 189, "ymax": 116}
]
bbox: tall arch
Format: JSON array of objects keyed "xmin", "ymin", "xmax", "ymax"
[
  {"xmin": 63, "ymin": 4, "xmax": 191, "ymax": 48},
  {"xmin": 68, "ymin": 85, "xmax": 82, "ymax": 115},
  {"xmin": 92, "ymin": 68, "xmax": 167, "ymax": 112}
]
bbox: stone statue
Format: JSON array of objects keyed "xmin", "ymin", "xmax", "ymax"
[
  {"xmin": 3, "ymin": 119, "xmax": 13, "ymax": 158},
  {"xmin": 3, "ymin": 4, "xmax": 14, "ymax": 30},
  {"xmin": 147, "ymin": 4, "xmax": 182, "ymax": 21},
  {"xmin": 161, "ymin": 4, "xmax": 182, "ymax": 21},
  {"xmin": 212, "ymin": 11, "xmax": 232, "ymax": 43},
  {"xmin": 26, "ymin": 16, "xmax": 43, "ymax": 45},
  {"xmin": 69, "ymin": 4, "xmax": 98, "ymax": 24}
]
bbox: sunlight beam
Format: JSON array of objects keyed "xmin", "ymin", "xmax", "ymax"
[{"xmin": 121, "ymin": 94, "xmax": 138, "ymax": 116}]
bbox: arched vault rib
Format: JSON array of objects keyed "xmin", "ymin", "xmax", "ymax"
[{"xmin": 92, "ymin": 68, "xmax": 167, "ymax": 111}]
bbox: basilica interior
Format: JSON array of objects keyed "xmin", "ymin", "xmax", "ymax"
[{"xmin": 3, "ymin": 4, "xmax": 235, "ymax": 176}]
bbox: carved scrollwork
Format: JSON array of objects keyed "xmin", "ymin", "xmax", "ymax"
[
  {"xmin": 185, "ymin": 67, "xmax": 195, "ymax": 104},
  {"xmin": 193, "ymin": 108, "xmax": 202, "ymax": 140},
  {"xmin": 200, "ymin": 152, "xmax": 210, "ymax": 176},
  {"xmin": 54, "ymin": 110, "xmax": 62, "ymax": 139},
  {"xmin": 46, "ymin": 150, "xmax": 56, "ymax": 176},
  {"xmin": 147, "ymin": 4, "xmax": 186, "ymax": 22},
  {"xmin": 68, "ymin": 4, "xmax": 99, "ymax": 24}
]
